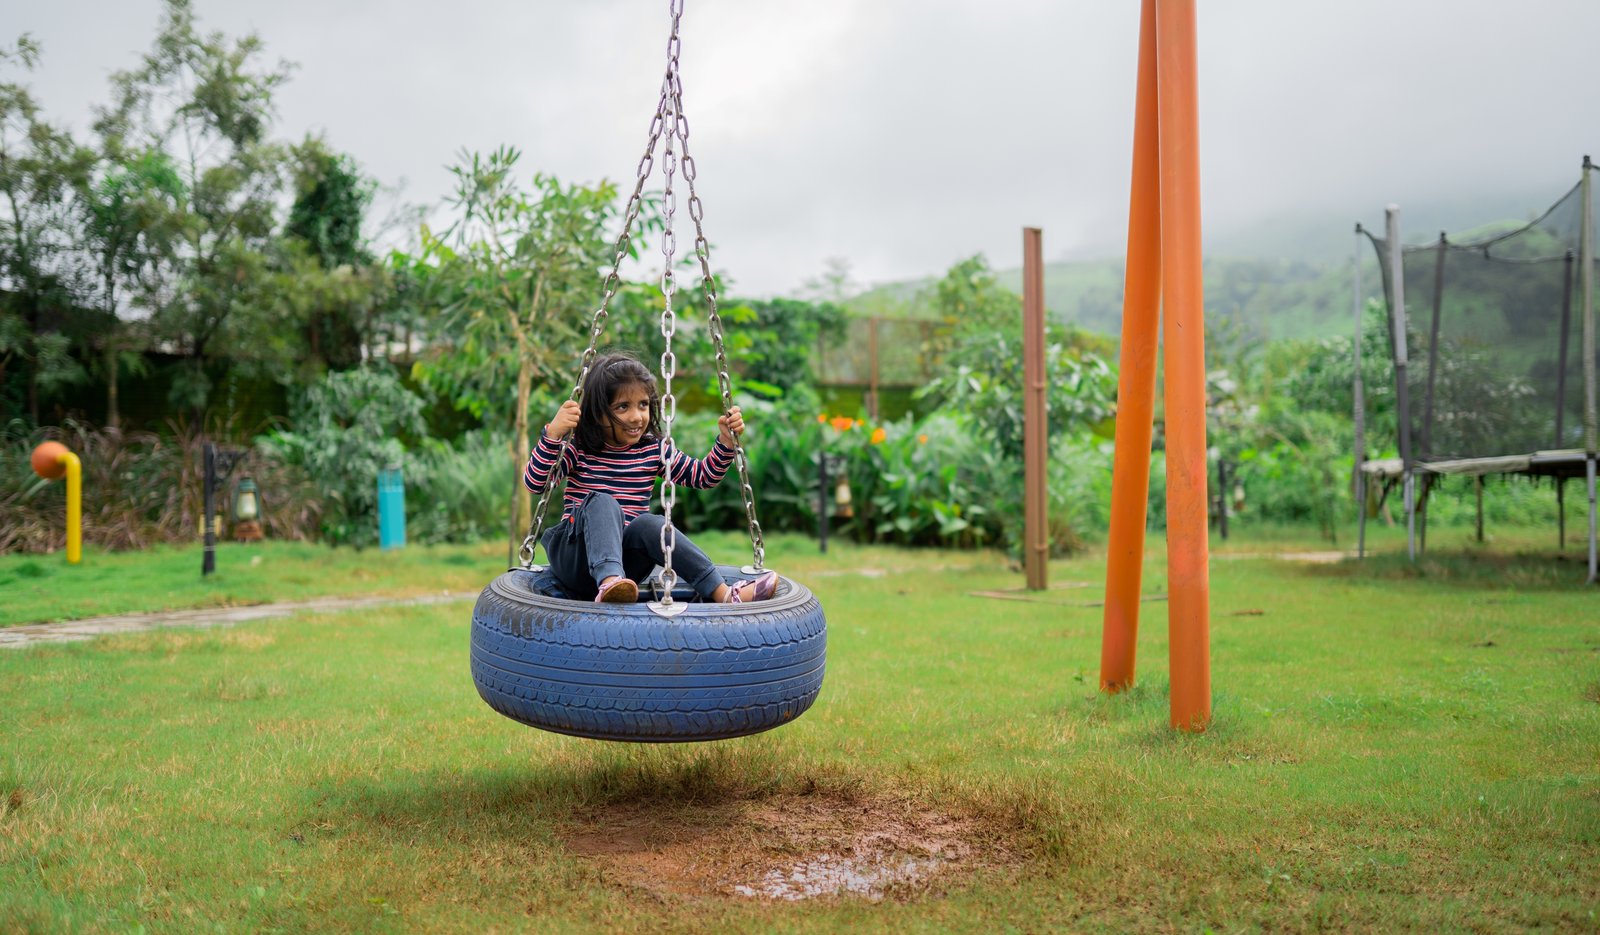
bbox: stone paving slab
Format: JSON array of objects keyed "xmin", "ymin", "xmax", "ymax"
[{"xmin": 1, "ymin": 592, "xmax": 474, "ymax": 650}]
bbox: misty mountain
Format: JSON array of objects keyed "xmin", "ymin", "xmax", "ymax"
[{"xmin": 845, "ymin": 186, "xmax": 1575, "ymax": 345}]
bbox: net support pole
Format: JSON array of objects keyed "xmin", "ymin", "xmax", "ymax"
[
  {"xmin": 1022, "ymin": 226, "xmax": 1049, "ymax": 591},
  {"xmin": 1386, "ymin": 205, "xmax": 1417, "ymax": 563},
  {"xmin": 1584, "ymin": 155, "xmax": 1596, "ymax": 457},
  {"xmin": 1588, "ymin": 455, "xmax": 1597, "ymax": 586},
  {"xmin": 1475, "ymin": 476, "xmax": 1484, "ymax": 543},
  {"xmin": 1154, "ymin": 0, "xmax": 1211, "ymax": 731},
  {"xmin": 1556, "ymin": 251, "xmax": 1574, "ymax": 552},
  {"xmin": 1558, "ymin": 480, "xmax": 1566, "ymax": 551},
  {"xmin": 1100, "ymin": 0, "xmax": 1162, "ymax": 696},
  {"xmin": 1354, "ymin": 224, "xmax": 1368, "ymax": 559},
  {"xmin": 1421, "ymin": 233, "xmax": 1447, "ymax": 461},
  {"xmin": 1581, "ymin": 155, "xmax": 1597, "ymax": 584},
  {"xmin": 1556, "ymin": 252, "xmax": 1574, "ymax": 448}
]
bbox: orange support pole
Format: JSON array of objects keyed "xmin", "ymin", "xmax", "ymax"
[
  {"xmin": 1154, "ymin": 0, "xmax": 1211, "ymax": 731},
  {"xmin": 1098, "ymin": 0, "xmax": 1212, "ymax": 730},
  {"xmin": 1099, "ymin": 0, "xmax": 1162, "ymax": 693}
]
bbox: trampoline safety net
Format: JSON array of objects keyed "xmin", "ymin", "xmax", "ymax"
[{"xmin": 1364, "ymin": 162, "xmax": 1597, "ymax": 467}]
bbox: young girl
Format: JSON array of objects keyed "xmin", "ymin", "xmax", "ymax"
[{"xmin": 525, "ymin": 352, "xmax": 780, "ymax": 604}]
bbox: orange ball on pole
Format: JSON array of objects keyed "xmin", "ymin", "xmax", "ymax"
[
  {"xmin": 29, "ymin": 440, "xmax": 82, "ymax": 564},
  {"xmin": 31, "ymin": 441, "xmax": 70, "ymax": 480}
]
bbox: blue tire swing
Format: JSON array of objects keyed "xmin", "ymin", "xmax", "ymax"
[{"xmin": 469, "ymin": 1, "xmax": 826, "ymax": 743}]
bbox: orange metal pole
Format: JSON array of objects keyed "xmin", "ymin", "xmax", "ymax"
[
  {"xmin": 1022, "ymin": 227, "xmax": 1049, "ymax": 591},
  {"xmin": 1154, "ymin": 0, "xmax": 1211, "ymax": 731},
  {"xmin": 1099, "ymin": 0, "xmax": 1162, "ymax": 693}
]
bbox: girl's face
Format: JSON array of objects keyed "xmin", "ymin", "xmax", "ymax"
[{"xmin": 603, "ymin": 382, "xmax": 652, "ymax": 447}]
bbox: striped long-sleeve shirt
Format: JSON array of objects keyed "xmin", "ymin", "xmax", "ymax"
[{"xmin": 524, "ymin": 432, "xmax": 735, "ymax": 523}]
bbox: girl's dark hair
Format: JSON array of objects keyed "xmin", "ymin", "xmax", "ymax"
[{"xmin": 573, "ymin": 353, "xmax": 661, "ymax": 453}]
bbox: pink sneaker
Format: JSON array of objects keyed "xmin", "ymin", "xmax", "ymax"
[
  {"xmin": 726, "ymin": 570, "xmax": 779, "ymax": 604},
  {"xmin": 595, "ymin": 577, "xmax": 638, "ymax": 603}
]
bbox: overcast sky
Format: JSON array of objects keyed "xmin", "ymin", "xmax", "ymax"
[{"xmin": 8, "ymin": 0, "xmax": 1599, "ymax": 296}]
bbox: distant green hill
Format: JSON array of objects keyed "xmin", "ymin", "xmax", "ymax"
[
  {"xmin": 844, "ymin": 186, "xmax": 1571, "ymax": 345},
  {"xmin": 846, "ymin": 254, "xmax": 1371, "ymax": 344}
]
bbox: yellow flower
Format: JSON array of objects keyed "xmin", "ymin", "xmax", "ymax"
[
  {"xmin": 917, "ymin": 434, "xmax": 928, "ymax": 444},
  {"xmin": 870, "ymin": 427, "xmax": 887, "ymax": 445}
]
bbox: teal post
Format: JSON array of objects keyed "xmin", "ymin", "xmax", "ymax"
[{"xmin": 378, "ymin": 467, "xmax": 406, "ymax": 550}]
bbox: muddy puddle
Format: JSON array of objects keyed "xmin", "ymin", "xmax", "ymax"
[{"xmin": 559, "ymin": 790, "xmax": 1016, "ymax": 902}]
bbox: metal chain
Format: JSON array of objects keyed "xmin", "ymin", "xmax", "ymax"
[
  {"xmin": 655, "ymin": 48, "xmax": 682, "ymax": 601},
  {"xmin": 668, "ymin": 77, "xmax": 767, "ymax": 571},
  {"xmin": 518, "ymin": 22, "xmax": 679, "ymax": 569}
]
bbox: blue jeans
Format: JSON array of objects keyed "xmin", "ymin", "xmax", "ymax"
[{"xmin": 541, "ymin": 493, "xmax": 724, "ymax": 601}]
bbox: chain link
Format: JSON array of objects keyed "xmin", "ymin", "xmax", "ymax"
[
  {"xmin": 654, "ymin": 47, "xmax": 682, "ymax": 600},
  {"xmin": 667, "ymin": 69, "xmax": 768, "ymax": 571}
]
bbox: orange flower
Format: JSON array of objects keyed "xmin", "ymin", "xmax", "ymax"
[
  {"xmin": 870, "ymin": 427, "xmax": 887, "ymax": 445},
  {"xmin": 829, "ymin": 415, "xmax": 854, "ymax": 432},
  {"xmin": 918, "ymin": 434, "xmax": 928, "ymax": 444},
  {"xmin": 816, "ymin": 413, "xmax": 827, "ymax": 423}
]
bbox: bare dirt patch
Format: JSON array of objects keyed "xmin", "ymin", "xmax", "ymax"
[{"xmin": 559, "ymin": 789, "xmax": 1019, "ymax": 902}]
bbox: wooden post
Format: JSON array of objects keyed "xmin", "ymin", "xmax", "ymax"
[
  {"xmin": 1100, "ymin": 0, "xmax": 1162, "ymax": 694},
  {"xmin": 867, "ymin": 317, "xmax": 880, "ymax": 421},
  {"xmin": 1023, "ymin": 227, "xmax": 1048, "ymax": 590},
  {"xmin": 1216, "ymin": 459, "xmax": 1229, "ymax": 541}
]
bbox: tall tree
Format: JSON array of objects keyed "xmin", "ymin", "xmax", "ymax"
[
  {"xmin": 76, "ymin": 148, "xmax": 184, "ymax": 427},
  {"xmin": 284, "ymin": 137, "xmax": 382, "ymax": 371},
  {"xmin": 0, "ymin": 35, "xmax": 94, "ymax": 423},
  {"xmin": 411, "ymin": 146, "xmax": 633, "ymax": 555},
  {"xmin": 93, "ymin": 0, "xmax": 292, "ymax": 419}
]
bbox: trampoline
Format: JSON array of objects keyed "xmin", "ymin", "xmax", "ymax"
[{"xmin": 1352, "ymin": 156, "xmax": 1598, "ymax": 582}]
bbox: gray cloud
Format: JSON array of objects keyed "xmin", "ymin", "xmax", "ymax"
[{"xmin": 9, "ymin": 0, "xmax": 1598, "ymax": 295}]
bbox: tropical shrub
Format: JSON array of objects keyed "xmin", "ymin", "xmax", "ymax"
[
  {"xmin": 258, "ymin": 366, "xmax": 424, "ymax": 547},
  {"xmin": 406, "ymin": 428, "xmax": 519, "ymax": 546}
]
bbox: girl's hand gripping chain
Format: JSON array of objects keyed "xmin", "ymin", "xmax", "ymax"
[
  {"xmin": 547, "ymin": 399, "xmax": 581, "ymax": 440},
  {"xmin": 717, "ymin": 406, "xmax": 745, "ymax": 447}
]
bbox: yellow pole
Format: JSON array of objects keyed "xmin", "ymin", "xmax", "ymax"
[
  {"xmin": 61, "ymin": 451, "xmax": 81, "ymax": 564},
  {"xmin": 1154, "ymin": 0, "xmax": 1211, "ymax": 731}
]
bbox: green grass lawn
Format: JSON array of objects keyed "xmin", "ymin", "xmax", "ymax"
[
  {"xmin": 2, "ymin": 529, "xmax": 1597, "ymax": 931},
  {"xmin": 0, "ymin": 540, "xmax": 509, "ymax": 627}
]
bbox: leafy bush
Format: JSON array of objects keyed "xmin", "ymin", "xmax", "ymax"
[
  {"xmin": 672, "ymin": 392, "xmax": 1111, "ymax": 556},
  {"xmin": 258, "ymin": 366, "xmax": 424, "ymax": 547},
  {"xmin": 406, "ymin": 429, "xmax": 519, "ymax": 545}
]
